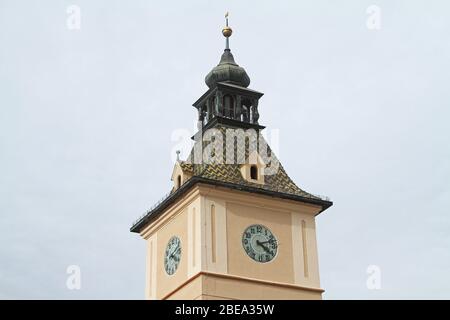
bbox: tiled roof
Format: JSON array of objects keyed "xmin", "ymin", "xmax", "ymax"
[
  {"xmin": 178, "ymin": 125, "xmax": 321, "ymax": 200},
  {"xmin": 179, "ymin": 162, "xmax": 194, "ymax": 174},
  {"xmin": 131, "ymin": 124, "xmax": 330, "ymax": 233}
]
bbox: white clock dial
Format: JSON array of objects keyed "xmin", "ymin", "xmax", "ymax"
[
  {"xmin": 164, "ymin": 236, "xmax": 181, "ymax": 275},
  {"xmin": 242, "ymin": 224, "xmax": 278, "ymax": 263}
]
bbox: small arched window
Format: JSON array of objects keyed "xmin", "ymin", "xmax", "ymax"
[
  {"xmin": 250, "ymin": 165, "xmax": 258, "ymax": 180},
  {"xmin": 177, "ymin": 175, "xmax": 182, "ymax": 188}
]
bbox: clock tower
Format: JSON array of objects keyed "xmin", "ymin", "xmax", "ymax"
[{"xmin": 130, "ymin": 15, "xmax": 332, "ymax": 300}]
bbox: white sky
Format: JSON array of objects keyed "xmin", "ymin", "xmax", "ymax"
[{"xmin": 0, "ymin": 0, "xmax": 449, "ymax": 299}]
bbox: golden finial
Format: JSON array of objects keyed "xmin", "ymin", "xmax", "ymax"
[{"xmin": 222, "ymin": 12, "xmax": 232, "ymax": 39}]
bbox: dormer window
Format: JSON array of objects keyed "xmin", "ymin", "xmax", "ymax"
[
  {"xmin": 171, "ymin": 161, "xmax": 192, "ymax": 191},
  {"xmin": 240, "ymin": 152, "xmax": 265, "ymax": 185},
  {"xmin": 250, "ymin": 165, "xmax": 258, "ymax": 180}
]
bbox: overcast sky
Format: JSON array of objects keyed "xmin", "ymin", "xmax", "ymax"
[{"xmin": 1, "ymin": 0, "xmax": 449, "ymax": 299}]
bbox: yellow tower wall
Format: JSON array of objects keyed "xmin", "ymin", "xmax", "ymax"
[{"xmin": 140, "ymin": 184, "xmax": 324, "ymax": 300}]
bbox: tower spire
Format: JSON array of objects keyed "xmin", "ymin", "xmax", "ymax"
[
  {"xmin": 222, "ymin": 12, "xmax": 232, "ymax": 50},
  {"xmin": 204, "ymin": 12, "xmax": 250, "ymax": 88}
]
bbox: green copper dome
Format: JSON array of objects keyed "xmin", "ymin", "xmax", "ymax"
[{"xmin": 205, "ymin": 49, "xmax": 250, "ymax": 88}]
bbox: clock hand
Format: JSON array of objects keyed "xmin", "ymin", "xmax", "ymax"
[
  {"xmin": 259, "ymin": 240, "xmax": 277, "ymax": 245},
  {"xmin": 169, "ymin": 248, "xmax": 178, "ymax": 259},
  {"xmin": 261, "ymin": 244, "xmax": 272, "ymax": 254},
  {"xmin": 256, "ymin": 240, "xmax": 272, "ymax": 254},
  {"xmin": 169, "ymin": 244, "xmax": 179, "ymax": 259}
]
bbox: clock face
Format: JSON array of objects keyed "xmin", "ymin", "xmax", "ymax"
[
  {"xmin": 164, "ymin": 236, "xmax": 181, "ymax": 275},
  {"xmin": 242, "ymin": 224, "xmax": 278, "ymax": 263}
]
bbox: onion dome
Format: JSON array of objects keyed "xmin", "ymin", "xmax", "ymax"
[{"xmin": 205, "ymin": 13, "xmax": 250, "ymax": 88}]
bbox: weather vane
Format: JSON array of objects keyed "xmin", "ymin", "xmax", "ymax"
[{"xmin": 222, "ymin": 12, "xmax": 232, "ymax": 50}]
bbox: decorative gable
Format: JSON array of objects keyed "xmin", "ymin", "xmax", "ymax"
[{"xmin": 171, "ymin": 161, "xmax": 193, "ymax": 190}]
